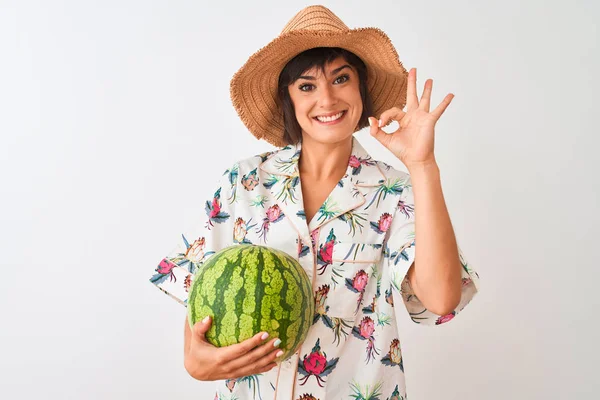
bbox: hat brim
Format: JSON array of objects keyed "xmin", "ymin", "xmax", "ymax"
[{"xmin": 230, "ymin": 27, "xmax": 409, "ymax": 148}]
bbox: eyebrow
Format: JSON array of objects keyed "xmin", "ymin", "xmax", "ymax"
[{"xmin": 298, "ymin": 64, "xmax": 352, "ymax": 80}]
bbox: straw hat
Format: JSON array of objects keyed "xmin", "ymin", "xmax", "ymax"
[{"xmin": 229, "ymin": 5, "xmax": 409, "ymax": 148}]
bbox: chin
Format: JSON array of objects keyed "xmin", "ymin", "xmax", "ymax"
[
  {"xmin": 302, "ymin": 130, "xmax": 354, "ymax": 145},
  {"xmin": 301, "ymin": 119, "xmax": 359, "ymax": 144}
]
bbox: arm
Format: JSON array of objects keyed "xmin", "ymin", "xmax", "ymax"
[
  {"xmin": 372, "ymin": 68, "xmax": 479, "ymax": 325},
  {"xmin": 406, "ymin": 160, "xmax": 462, "ymax": 316}
]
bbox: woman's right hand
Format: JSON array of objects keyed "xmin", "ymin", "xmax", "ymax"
[{"xmin": 183, "ymin": 315, "xmax": 283, "ymax": 381}]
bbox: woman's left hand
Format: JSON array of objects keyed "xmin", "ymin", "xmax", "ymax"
[{"xmin": 369, "ymin": 68, "xmax": 454, "ymax": 169}]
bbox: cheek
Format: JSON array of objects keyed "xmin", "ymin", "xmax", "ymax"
[
  {"xmin": 297, "ymin": 103, "xmax": 312, "ymax": 119},
  {"xmin": 352, "ymin": 88, "xmax": 363, "ymax": 108},
  {"xmin": 354, "ymin": 97, "xmax": 363, "ymax": 114},
  {"xmin": 293, "ymin": 101, "xmax": 313, "ymax": 124},
  {"xmin": 343, "ymin": 85, "xmax": 363, "ymax": 115},
  {"xmin": 350, "ymin": 97, "xmax": 363, "ymax": 120},
  {"xmin": 289, "ymin": 94, "xmax": 307, "ymax": 116}
]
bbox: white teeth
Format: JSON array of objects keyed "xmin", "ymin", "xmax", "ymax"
[{"xmin": 316, "ymin": 111, "xmax": 344, "ymax": 122}]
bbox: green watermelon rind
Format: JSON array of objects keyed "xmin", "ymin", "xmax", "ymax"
[{"xmin": 187, "ymin": 244, "xmax": 315, "ymax": 362}]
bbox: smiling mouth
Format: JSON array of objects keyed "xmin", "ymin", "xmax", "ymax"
[{"xmin": 313, "ymin": 110, "xmax": 347, "ymax": 124}]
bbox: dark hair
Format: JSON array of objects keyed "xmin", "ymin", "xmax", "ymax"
[{"xmin": 277, "ymin": 47, "xmax": 374, "ymax": 146}]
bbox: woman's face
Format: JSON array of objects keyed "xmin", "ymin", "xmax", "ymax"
[{"xmin": 288, "ymin": 56, "xmax": 363, "ymax": 145}]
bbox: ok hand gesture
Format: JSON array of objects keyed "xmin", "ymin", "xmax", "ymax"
[{"xmin": 369, "ymin": 68, "xmax": 454, "ymax": 169}]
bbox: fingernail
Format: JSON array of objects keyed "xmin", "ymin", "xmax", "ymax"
[
  {"xmin": 378, "ymin": 119, "xmax": 382, "ymax": 127},
  {"xmin": 202, "ymin": 316, "xmax": 210, "ymax": 324},
  {"xmin": 276, "ymin": 350, "xmax": 284, "ymax": 357},
  {"xmin": 261, "ymin": 332, "xmax": 269, "ymax": 340},
  {"xmin": 273, "ymin": 338, "xmax": 282, "ymax": 347},
  {"xmin": 368, "ymin": 117, "xmax": 373, "ymax": 127}
]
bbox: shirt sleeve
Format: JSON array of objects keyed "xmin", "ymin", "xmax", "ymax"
[
  {"xmin": 385, "ymin": 174, "xmax": 480, "ymax": 326},
  {"xmin": 148, "ymin": 164, "xmax": 239, "ymax": 307}
]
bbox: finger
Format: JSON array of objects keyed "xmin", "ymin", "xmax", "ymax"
[
  {"xmin": 227, "ymin": 337, "xmax": 283, "ymax": 371},
  {"xmin": 406, "ymin": 68, "xmax": 419, "ymax": 112},
  {"xmin": 191, "ymin": 315, "xmax": 213, "ymax": 344},
  {"xmin": 377, "ymin": 107, "xmax": 405, "ymax": 128},
  {"xmin": 231, "ymin": 360, "xmax": 279, "ymax": 380},
  {"xmin": 369, "ymin": 117, "xmax": 393, "ymax": 149},
  {"xmin": 237, "ymin": 347, "xmax": 283, "ymax": 377},
  {"xmin": 232, "ymin": 345, "xmax": 283, "ymax": 378},
  {"xmin": 252, "ymin": 362, "xmax": 279, "ymax": 376},
  {"xmin": 257, "ymin": 362, "xmax": 279, "ymax": 374},
  {"xmin": 221, "ymin": 330, "xmax": 271, "ymax": 360},
  {"xmin": 420, "ymin": 79, "xmax": 433, "ymax": 113},
  {"xmin": 431, "ymin": 93, "xmax": 455, "ymax": 120}
]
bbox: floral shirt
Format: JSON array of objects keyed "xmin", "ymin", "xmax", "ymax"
[{"xmin": 149, "ymin": 136, "xmax": 480, "ymax": 400}]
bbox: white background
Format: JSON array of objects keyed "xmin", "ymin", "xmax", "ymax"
[{"xmin": 1, "ymin": 0, "xmax": 598, "ymax": 399}]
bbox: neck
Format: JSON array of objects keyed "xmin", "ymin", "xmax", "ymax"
[{"xmin": 298, "ymin": 135, "xmax": 353, "ymax": 181}]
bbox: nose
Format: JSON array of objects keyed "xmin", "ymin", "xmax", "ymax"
[{"xmin": 318, "ymin": 83, "xmax": 338, "ymax": 109}]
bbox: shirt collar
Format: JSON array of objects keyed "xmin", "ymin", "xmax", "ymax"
[{"xmin": 258, "ymin": 136, "xmax": 389, "ymax": 235}]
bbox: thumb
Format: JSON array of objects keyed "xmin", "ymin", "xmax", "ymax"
[
  {"xmin": 192, "ymin": 315, "xmax": 212, "ymax": 343},
  {"xmin": 368, "ymin": 117, "xmax": 392, "ymax": 148}
]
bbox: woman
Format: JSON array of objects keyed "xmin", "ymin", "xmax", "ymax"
[{"xmin": 149, "ymin": 5, "xmax": 480, "ymax": 400}]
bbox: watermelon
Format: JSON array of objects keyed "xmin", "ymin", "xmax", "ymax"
[{"xmin": 187, "ymin": 244, "xmax": 315, "ymax": 361}]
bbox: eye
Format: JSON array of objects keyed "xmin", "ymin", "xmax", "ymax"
[
  {"xmin": 299, "ymin": 83, "xmax": 314, "ymax": 92},
  {"xmin": 297, "ymin": 74, "xmax": 349, "ymax": 92},
  {"xmin": 334, "ymin": 74, "xmax": 350, "ymax": 84}
]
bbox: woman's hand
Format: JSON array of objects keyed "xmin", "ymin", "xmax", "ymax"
[
  {"xmin": 369, "ymin": 68, "xmax": 454, "ymax": 169},
  {"xmin": 184, "ymin": 315, "xmax": 283, "ymax": 381}
]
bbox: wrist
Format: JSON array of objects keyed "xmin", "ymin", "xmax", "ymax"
[{"xmin": 405, "ymin": 159, "xmax": 439, "ymax": 175}]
